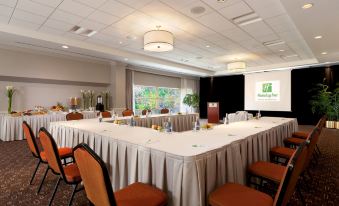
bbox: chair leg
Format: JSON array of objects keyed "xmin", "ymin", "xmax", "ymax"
[
  {"xmin": 30, "ymin": 160, "xmax": 41, "ymax": 185},
  {"xmin": 316, "ymin": 144, "xmax": 322, "ymax": 155},
  {"xmin": 49, "ymin": 177, "xmax": 61, "ymax": 206},
  {"xmin": 37, "ymin": 166, "xmax": 49, "ymax": 194},
  {"xmin": 68, "ymin": 183, "xmax": 78, "ymax": 206}
]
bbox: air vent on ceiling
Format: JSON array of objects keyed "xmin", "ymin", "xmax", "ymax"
[
  {"xmin": 69, "ymin": 25, "xmax": 97, "ymax": 37},
  {"xmin": 263, "ymin": 40, "xmax": 285, "ymax": 47},
  {"xmin": 232, "ymin": 12, "xmax": 262, "ymax": 26}
]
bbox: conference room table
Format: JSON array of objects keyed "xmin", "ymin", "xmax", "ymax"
[
  {"xmin": 105, "ymin": 113, "xmax": 198, "ymax": 132},
  {"xmin": 50, "ymin": 116, "xmax": 297, "ymax": 206},
  {"xmin": 0, "ymin": 111, "xmax": 97, "ymax": 141}
]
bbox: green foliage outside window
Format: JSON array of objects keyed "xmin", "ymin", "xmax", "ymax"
[{"xmin": 134, "ymin": 85, "xmax": 180, "ymax": 114}]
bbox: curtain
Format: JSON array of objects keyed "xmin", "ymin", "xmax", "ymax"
[
  {"xmin": 180, "ymin": 78, "xmax": 199, "ymax": 113},
  {"xmin": 126, "ymin": 69, "xmax": 134, "ymax": 110}
]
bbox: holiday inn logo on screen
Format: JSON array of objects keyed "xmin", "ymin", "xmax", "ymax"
[
  {"xmin": 262, "ymin": 83, "xmax": 272, "ymax": 93},
  {"xmin": 255, "ymin": 81, "xmax": 280, "ymax": 101}
]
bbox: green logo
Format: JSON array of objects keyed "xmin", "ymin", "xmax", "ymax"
[{"xmin": 262, "ymin": 83, "xmax": 272, "ymax": 93}]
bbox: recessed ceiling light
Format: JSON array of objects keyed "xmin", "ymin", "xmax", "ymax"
[
  {"xmin": 62, "ymin": 45, "xmax": 69, "ymax": 49},
  {"xmin": 190, "ymin": 6, "xmax": 206, "ymax": 14},
  {"xmin": 119, "ymin": 41, "xmax": 123, "ymax": 44},
  {"xmin": 279, "ymin": 49, "xmax": 285, "ymax": 52},
  {"xmin": 302, "ymin": 3, "xmax": 313, "ymax": 9},
  {"xmin": 217, "ymin": 0, "xmax": 226, "ymax": 2},
  {"xmin": 314, "ymin": 35, "xmax": 322, "ymax": 39},
  {"xmin": 127, "ymin": 35, "xmax": 137, "ymax": 40},
  {"xmin": 206, "ymin": 45, "xmax": 210, "ymax": 48},
  {"xmin": 321, "ymin": 52, "xmax": 327, "ymax": 55},
  {"xmin": 124, "ymin": 58, "xmax": 128, "ymax": 61}
]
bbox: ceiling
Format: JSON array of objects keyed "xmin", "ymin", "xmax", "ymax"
[{"xmin": 0, "ymin": 0, "xmax": 337, "ymax": 76}]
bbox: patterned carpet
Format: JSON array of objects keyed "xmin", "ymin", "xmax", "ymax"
[{"xmin": 0, "ymin": 126, "xmax": 338, "ymax": 206}]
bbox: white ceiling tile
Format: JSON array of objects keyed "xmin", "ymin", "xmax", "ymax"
[
  {"xmin": 178, "ymin": 0, "xmax": 214, "ymax": 18},
  {"xmin": 0, "ymin": 14, "xmax": 9, "ymax": 23},
  {"xmin": 58, "ymin": 0, "xmax": 95, "ymax": 17},
  {"xmin": 17, "ymin": 0, "xmax": 54, "ymax": 17},
  {"xmin": 221, "ymin": 27, "xmax": 252, "ymax": 42},
  {"xmin": 99, "ymin": 0, "xmax": 134, "ymax": 18},
  {"xmin": 73, "ymin": 0, "xmax": 106, "ymax": 8},
  {"xmin": 0, "ymin": 0, "xmax": 17, "ymax": 7},
  {"xmin": 12, "ymin": 9, "xmax": 46, "ymax": 25},
  {"xmin": 44, "ymin": 18, "xmax": 74, "ymax": 31},
  {"xmin": 87, "ymin": 10, "xmax": 120, "ymax": 25},
  {"xmin": 118, "ymin": 0, "xmax": 153, "ymax": 9},
  {"xmin": 241, "ymin": 21, "xmax": 274, "ymax": 37},
  {"xmin": 79, "ymin": 19, "xmax": 108, "ymax": 31},
  {"xmin": 159, "ymin": 0, "xmax": 195, "ymax": 9},
  {"xmin": 0, "ymin": 4, "xmax": 13, "ymax": 17},
  {"xmin": 50, "ymin": 9, "xmax": 82, "ymax": 25},
  {"xmin": 39, "ymin": 26, "xmax": 65, "ymax": 35},
  {"xmin": 255, "ymin": 33, "xmax": 279, "ymax": 43},
  {"xmin": 245, "ymin": 0, "xmax": 285, "ymax": 19},
  {"xmin": 202, "ymin": 0, "xmax": 241, "ymax": 10},
  {"xmin": 197, "ymin": 12, "xmax": 236, "ymax": 32},
  {"xmin": 63, "ymin": 32, "xmax": 88, "ymax": 40},
  {"xmin": 219, "ymin": 1, "xmax": 253, "ymax": 20},
  {"xmin": 10, "ymin": 17, "xmax": 40, "ymax": 30},
  {"xmin": 31, "ymin": 0, "xmax": 63, "ymax": 7}
]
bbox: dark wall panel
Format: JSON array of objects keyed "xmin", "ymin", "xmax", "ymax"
[{"xmin": 200, "ymin": 66, "xmax": 338, "ymax": 125}]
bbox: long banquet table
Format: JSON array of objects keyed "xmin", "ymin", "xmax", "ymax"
[
  {"xmin": 0, "ymin": 111, "xmax": 97, "ymax": 141},
  {"xmin": 50, "ymin": 116, "xmax": 298, "ymax": 206},
  {"xmin": 106, "ymin": 113, "xmax": 198, "ymax": 132}
]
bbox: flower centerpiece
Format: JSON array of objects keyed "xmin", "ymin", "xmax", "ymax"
[
  {"xmin": 6, "ymin": 86, "xmax": 15, "ymax": 114},
  {"xmin": 102, "ymin": 90, "xmax": 110, "ymax": 110},
  {"xmin": 80, "ymin": 90, "xmax": 87, "ymax": 110},
  {"xmin": 88, "ymin": 90, "xmax": 95, "ymax": 110}
]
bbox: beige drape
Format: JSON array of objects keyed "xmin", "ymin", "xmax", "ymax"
[{"xmin": 125, "ymin": 69, "xmax": 134, "ymax": 110}]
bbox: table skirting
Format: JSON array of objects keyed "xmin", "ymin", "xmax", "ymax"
[
  {"xmin": 0, "ymin": 111, "xmax": 97, "ymax": 141},
  {"xmin": 110, "ymin": 113, "xmax": 198, "ymax": 132},
  {"xmin": 49, "ymin": 117, "xmax": 297, "ymax": 206}
]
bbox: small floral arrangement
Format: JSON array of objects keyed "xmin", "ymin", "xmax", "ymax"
[
  {"xmin": 81, "ymin": 90, "xmax": 87, "ymax": 110},
  {"xmin": 6, "ymin": 86, "xmax": 15, "ymax": 113},
  {"xmin": 88, "ymin": 90, "xmax": 95, "ymax": 108},
  {"xmin": 102, "ymin": 90, "xmax": 110, "ymax": 110}
]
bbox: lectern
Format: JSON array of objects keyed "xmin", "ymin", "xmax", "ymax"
[{"xmin": 207, "ymin": 102, "xmax": 219, "ymax": 123}]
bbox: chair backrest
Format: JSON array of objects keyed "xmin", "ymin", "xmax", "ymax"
[
  {"xmin": 273, "ymin": 142, "xmax": 308, "ymax": 206},
  {"xmin": 302, "ymin": 127, "xmax": 320, "ymax": 170},
  {"xmin": 160, "ymin": 108, "xmax": 169, "ymax": 114},
  {"xmin": 66, "ymin": 112, "xmax": 84, "ymax": 121},
  {"xmin": 101, "ymin": 111, "xmax": 112, "ymax": 118},
  {"xmin": 122, "ymin": 109, "xmax": 134, "ymax": 117},
  {"xmin": 142, "ymin": 109, "xmax": 151, "ymax": 115},
  {"xmin": 39, "ymin": 128, "xmax": 66, "ymax": 180},
  {"xmin": 74, "ymin": 143, "xmax": 117, "ymax": 206},
  {"xmin": 23, "ymin": 121, "xmax": 40, "ymax": 158}
]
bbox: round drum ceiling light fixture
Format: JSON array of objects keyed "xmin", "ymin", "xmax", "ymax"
[{"xmin": 144, "ymin": 26, "xmax": 174, "ymax": 52}]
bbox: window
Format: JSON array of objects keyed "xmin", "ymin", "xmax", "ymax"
[{"xmin": 133, "ymin": 85, "xmax": 180, "ymax": 115}]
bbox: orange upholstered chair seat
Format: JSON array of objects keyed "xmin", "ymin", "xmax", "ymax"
[
  {"xmin": 40, "ymin": 147, "xmax": 73, "ymax": 162},
  {"xmin": 248, "ymin": 161, "xmax": 286, "ymax": 183},
  {"xmin": 209, "ymin": 183, "xmax": 273, "ymax": 206},
  {"xmin": 284, "ymin": 137, "xmax": 305, "ymax": 146},
  {"xmin": 101, "ymin": 111, "xmax": 112, "ymax": 118},
  {"xmin": 270, "ymin": 147, "xmax": 296, "ymax": 159},
  {"xmin": 63, "ymin": 163, "xmax": 81, "ymax": 182},
  {"xmin": 114, "ymin": 182, "xmax": 167, "ymax": 206},
  {"xmin": 292, "ymin": 131, "xmax": 309, "ymax": 139}
]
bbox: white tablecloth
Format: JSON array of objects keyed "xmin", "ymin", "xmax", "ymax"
[
  {"xmin": 106, "ymin": 113, "xmax": 198, "ymax": 132},
  {"xmin": 0, "ymin": 111, "xmax": 97, "ymax": 141},
  {"xmin": 49, "ymin": 117, "xmax": 297, "ymax": 206}
]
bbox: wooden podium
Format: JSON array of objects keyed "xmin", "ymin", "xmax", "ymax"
[{"xmin": 207, "ymin": 102, "xmax": 219, "ymax": 123}]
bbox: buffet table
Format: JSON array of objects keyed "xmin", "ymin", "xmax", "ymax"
[
  {"xmin": 0, "ymin": 111, "xmax": 97, "ymax": 141},
  {"xmin": 49, "ymin": 116, "xmax": 297, "ymax": 206},
  {"xmin": 107, "ymin": 113, "xmax": 198, "ymax": 132}
]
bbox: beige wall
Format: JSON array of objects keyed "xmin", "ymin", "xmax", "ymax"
[
  {"xmin": 0, "ymin": 48, "xmax": 111, "ymax": 83},
  {"xmin": 0, "ymin": 48, "xmax": 111, "ymax": 111}
]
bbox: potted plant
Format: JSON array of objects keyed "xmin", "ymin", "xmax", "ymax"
[
  {"xmin": 333, "ymin": 85, "xmax": 339, "ymax": 129},
  {"xmin": 5, "ymin": 86, "xmax": 15, "ymax": 114},
  {"xmin": 183, "ymin": 93, "xmax": 199, "ymax": 113}
]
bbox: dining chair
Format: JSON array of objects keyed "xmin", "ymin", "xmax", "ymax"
[
  {"xmin": 100, "ymin": 111, "xmax": 112, "ymax": 118},
  {"xmin": 39, "ymin": 128, "xmax": 83, "ymax": 206},
  {"xmin": 160, "ymin": 108, "xmax": 169, "ymax": 114},
  {"xmin": 122, "ymin": 108, "xmax": 134, "ymax": 117},
  {"xmin": 142, "ymin": 109, "xmax": 151, "ymax": 115},
  {"xmin": 208, "ymin": 145, "xmax": 305, "ymax": 206},
  {"xmin": 66, "ymin": 112, "xmax": 84, "ymax": 121},
  {"xmin": 23, "ymin": 121, "xmax": 73, "ymax": 194},
  {"xmin": 73, "ymin": 143, "xmax": 168, "ymax": 206}
]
